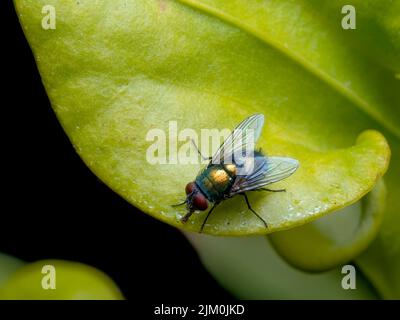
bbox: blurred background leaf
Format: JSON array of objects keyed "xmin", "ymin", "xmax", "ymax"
[
  {"xmin": 186, "ymin": 233, "xmax": 378, "ymax": 299},
  {"xmin": 0, "ymin": 258, "xmax": 124, "ymax": 300}
]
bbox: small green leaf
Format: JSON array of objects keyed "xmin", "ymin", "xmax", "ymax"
[
  {"xmin": 269, "ymin": 180, "xmax": 386, "ymax": 272},
  {"xmin": 14, "ymin": 0, "xmax": 390, "ymax": 236},
  {"xmin": 0, "ymin": 260, "xmax": 124, "ymax": 300}
]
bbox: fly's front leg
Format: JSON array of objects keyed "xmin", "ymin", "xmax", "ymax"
[
  {"xmin": 240, "ymin": 193, "xmax": 268, "ymax": 229},
  {"xmin": 256, "ymin": 187, "xmax": 286, "ymax": 193},
  {"xmin": 200, "ymin": 202, "xmax": 219, "ymax": 233},
  {"xmin": 191, "ymin": 139, "xmax": 212, "ymax": 161}
]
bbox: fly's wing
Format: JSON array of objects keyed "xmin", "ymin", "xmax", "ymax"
[
  {"xmin": 230, "ymin": 155, "xmax": 299, "ymax": 195},
  {"xmin": 211, "ymin": 114, "xmax": 264, "ymax": 166}
]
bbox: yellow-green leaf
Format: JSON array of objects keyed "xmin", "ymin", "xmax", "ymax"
[
  {"xmin": 14, "ymin": 0, "xmax": 391, "ymax": 236},
  {"xmin": 0, "ymin": 260, "xmax": 124, "ymax": 300}
]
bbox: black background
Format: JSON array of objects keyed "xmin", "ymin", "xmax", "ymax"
[{"xmin": 1, "ymin": 1, "xmax": 231, "ymax": 300}]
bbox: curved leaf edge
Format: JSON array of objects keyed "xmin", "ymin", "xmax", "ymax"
[{"xmin": 268, "ymin": 179, "xmax": 387, "ymax": 272}]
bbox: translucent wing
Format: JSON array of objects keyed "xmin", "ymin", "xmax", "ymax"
[
  {"xmin": 230, "ymin": 155, "xmax": 299, "ymax": 195},
  {"xmin": 211, "ymin": 114, "xmax": 264, "ymax": 166}
]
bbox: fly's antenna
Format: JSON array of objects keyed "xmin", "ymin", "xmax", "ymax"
[{"xmin": 172, "ymin": 200, "xmax": 187, "ymax": 207}]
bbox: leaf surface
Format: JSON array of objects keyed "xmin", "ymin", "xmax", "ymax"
[{"xmin": 14, "ymin": 0, "xmax": 391, "ymax": 236}]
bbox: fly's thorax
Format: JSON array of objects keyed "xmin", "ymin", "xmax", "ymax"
[
  {"xmin": 209, "ymin": 167, "xmax": 230, "ymax": 186},
  {"xmin": 195, "ymin": 164, "xmax": 236, "ymax": 201}
]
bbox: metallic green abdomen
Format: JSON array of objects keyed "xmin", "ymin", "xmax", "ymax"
[{"xmin": 195, "ymin": 164, "xmax": 236, "ymax": 202}]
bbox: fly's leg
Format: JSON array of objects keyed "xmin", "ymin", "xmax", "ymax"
[
  {"xmin": 241, "ymin": 193, "xmax": 268, "ymax": 228},
  {"xmin": 256, "ymin": 187, "xmax": 286, "ymax": 193},
  {"xmin": 200, "ymin": 203, "xmax": 219, "ymax": 233},
  {"xmin": 191, "ymin": 139, "xmax": 212, "ymax": 161},
  {"xmin": 181, "ymin": 209, "xmax": 194, "ymax": 223}
]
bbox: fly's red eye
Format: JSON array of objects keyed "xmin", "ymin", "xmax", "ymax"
[
  {"xmin": 185, "ymin": 182, "xmax": 196, "ymax": 195},
  {"xmin": 193, "ymin": 194, "xmax": 208, "ymax": 211}
]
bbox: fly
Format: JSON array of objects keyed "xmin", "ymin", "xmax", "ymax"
[{"xmin": 173, "ymin": 114, "xmax": 299, "ymax": 233}]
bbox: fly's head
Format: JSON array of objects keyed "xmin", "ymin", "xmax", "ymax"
[{"xmin": 182, "ymin": 182, "xmax": 208, "ymax": 221}]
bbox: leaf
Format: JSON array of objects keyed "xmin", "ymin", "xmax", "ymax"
[
  {"xmin": 355, "ymin": 138, "xmax": 400, "ymax": 298},
  {"xmin": 0, "ymin": 260, "xmax": 124, "ymax": 300},
  {"xmin": 185, "ymin": 233, "xmax": 379, "ymax": 299},
  {"xmin": 269, "ymin": 180, "xmax": 386, "ymax": 272},
  {"xmin": 176, "ymin": 0, "xmax": 400, "ymax": 297},
  {"xmin": 315, "ymin": 0, "xmax": 400, "ymax": 73},
  {"xmin": 14, "ymin": 0, "xmax": 390, "ymax": 236}
]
